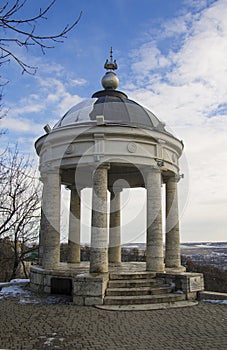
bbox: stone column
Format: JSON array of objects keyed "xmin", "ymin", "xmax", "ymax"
[
  {"xmin": 68, "ymin": 187, "xmax": 81, "ymax": 263},
  {"xmin": 90, "ymin": 164, "xmax": 109, "ymax": 273},
  {"xmin": 38, "ymin": 207, "xmax": 45, "ymax": 265},
  {"xmin": 109, "ymin": 190, "xmax": 121, "ymax": 264},
  {"xmin": 40, "ymin": 169, "xmax": 61, "ymax": 270},
  {"xmin": 165, "ymin": 176, "xmax": 181, "ymax": 268},
  {"xmin": 146, "ymin": 167, "xmax": 164, "ymax": 272}
]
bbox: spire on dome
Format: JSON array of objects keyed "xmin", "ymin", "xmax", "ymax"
[
  {"xmin": 101, "ymin": 47, "xmax": 119, "ymax": 90},
  {"xmin": 104, "ymin": 47, "xmax": 118, "ymax": 71}
]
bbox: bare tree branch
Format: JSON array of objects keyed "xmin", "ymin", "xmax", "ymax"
[
  {"xmin": 0, "ymin": 0, "xmax": 82, "ymax": 75},
  {"xmin": 0, "ymin": 145, "xmax": 41, "ymax": 279}
]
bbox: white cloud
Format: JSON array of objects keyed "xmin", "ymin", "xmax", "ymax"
[
  {"xmin": 3, "ymin": 74, "xmax": 84, "ymax": 134},
  {"xmin": 10, "ymin": 104, "xmax": 44, "ymax": 116},
  {"xmin": 0, "ymin": 116, "xmax": 43, "ymax": 133},
  {"xmin": 69, "ymin": 78, "xmax": 87, "ymax": 86},
  {"xmin": 131, "ymin": 44, "xmax": 172, "ymax": 75},
  {"xmin": 39, "ymin": 62, "xmax": 65, "ymax": 77},
  {"xmin": 170, "ymin": 5, "xmax": 227, "ymax": 88},
  {"xmin": 38, "ymin": 77, "xmax": 84, "ymax": 115},
  {"xmin": 58, "ymin": 93, "xmax": 84, "ymax": 115},
  {"xmin": 125, "ymin": 0, "xmax": 227, "ymax": 242}
]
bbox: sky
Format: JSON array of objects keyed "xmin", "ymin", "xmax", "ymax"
[{"xmin": 1, "ymin": 0, "xmax": 227, "ymax": 243}]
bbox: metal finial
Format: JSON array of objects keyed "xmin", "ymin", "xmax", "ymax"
[{"xmin": 104, "ymin": 47, "xmax": 118, "ymax": 71}]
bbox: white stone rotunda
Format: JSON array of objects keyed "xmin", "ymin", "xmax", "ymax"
[{"xmin": 30, "ymin": 50, "xmax": 204, "ymax": 305}]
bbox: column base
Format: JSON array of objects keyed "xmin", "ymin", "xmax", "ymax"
[
  {"xmin": 90, "ymin": 248, "xmax": 108, "ymax": 273},
  {"xmin": 42, "ymin": 261, "xmax": 60, "ymax": 270},
  {"xmin": 68, "ymin": 242, "xmax": 80, "ymax": 263},
  {"xmin": 108, "ymin": 247, "xmax": 121, "ymax": 264},
  {"xmin": 165, "ymin": 257, "xmax": 182, "ymax": 269},
  {"xmin": 165, "ymin": 265, "xmax": 186, "ymax": 273},
  {"xmin": 146, "ymin": 259, "xmax": 165, "ymax": 272}
]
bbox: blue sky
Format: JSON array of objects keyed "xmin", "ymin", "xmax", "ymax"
[{"xmin": 1, "ymin": 0, "xmax": 227, "ymax": 243}]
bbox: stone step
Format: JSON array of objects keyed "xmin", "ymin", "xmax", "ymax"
[
  {"xmin": 97, "ymin": 300, "xmax": 198, "ymax": 311},
  {"xmin": 108, "ymin": 278, "xmax": 164, "ymax": 289},
  {"xmin": 104, "ymin": 293, "xmax": 186, "ymax": 305},
  {"xmin": 106, "ymin": 286, "xmax": 173, "ymax": 296},
  {"xmin": 109, "ymin": 272, "xmax": 156, "ymax": 280}
]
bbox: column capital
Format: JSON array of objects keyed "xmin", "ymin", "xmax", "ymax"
[
  {"xmin": 96, "ymin": 162, "xmax": 110, "ymax": 170},
  {"xmin": 165, "ymin": 174, "xmax": 180, "ymax": 184},
  {"xmin": 144, "ymin": 165, "xmax": 161, "ymax": 176},
  {"xmin": 39, "ymin": 163, "xmax": 61, "ymax": 182},
  {"xmin": 145, "ymin": 166, "xmax": 162, "ymax": 191},
  {"xmin": 90, "ymin": 163, "xmax": 110, "ymax": 177}
]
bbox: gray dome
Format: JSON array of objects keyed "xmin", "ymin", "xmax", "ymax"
[{"xmin": 54, "ymin": 89, "xmax": 167, "ymax": 132}]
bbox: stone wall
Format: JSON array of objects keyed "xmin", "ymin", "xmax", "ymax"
[
  {"xmin": 157, "ymin": 272, "xmax": 204, "ymax": 300},
  {"xmin": 30, "ymin": 266, "xmax": 109, "ymax": 305},
  {"xmin": 73, "ymin": 273, "xmax": 109, "ymax": 306}
]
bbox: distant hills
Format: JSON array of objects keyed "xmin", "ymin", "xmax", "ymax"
[{"xmin": 122, "ymin": 242, "xmax": 227, "ymax": 249}]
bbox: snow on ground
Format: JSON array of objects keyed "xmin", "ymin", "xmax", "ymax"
[
  {"xmin": 0, "ymin": 279, "xmax": 30, "ymax": 287},
  {"xmin": 0, "ymin": 279, "xmax": 31, "ymax": 300},
  {"xmin": 202, "ymin": 299, "xmax": 227, "ymax": 305},
  {"xmin": 0, "ymin": 285, "xmax": 31, "ymax": 299},
  {"xmin": 0, "ymin": 280, "xmax": 72, "ymax": 305},
  {"xmin": 6, "ymin": 279, "xmax": 30, "ymax": 284}
]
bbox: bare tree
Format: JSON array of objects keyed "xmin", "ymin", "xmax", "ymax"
[
  {"xmin": 0, "ymin": 3, "xmax": 82, "ymax": 277},
  {"xmin": 0, "ymin": 0, "xmax": 82, "ymax": 76},
  {"xmin": 0, "ymin": 0, "xmax": 81, "ymax": 123},
  {"xmin": 0, "ymin": 145, "xmax": 41, "ymax": 280},
  {"xmin": 0, "ymin": 236, "xmax": 14, "ymax": 281}
]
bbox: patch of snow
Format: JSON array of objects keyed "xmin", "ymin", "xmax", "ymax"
[
  {"xmin": 19, "ymin": 297, "xmax": 40, "ymax": 305},
  {"xmin": 0, "ymin": 285, "xmax": 32, "ymax": 299},
  {"xmin": 0, "ymin": 279, "xmax": 30, "ymax": 288},
  {"xmin": 174, "ymin": 290, "xmax": 184, "ymax": 294},
  {"xmin": 10, "ymin": 278, "xmax": 30, "ymax": 284},
  {"xmin": 39, "ymin": 335, "xmax": 65, "ymax": 348},
  {"xmin": 202, "ymin": 299, "xmax": 227, "ymax": 305},
  {"xmin": 44, "ymin": 337, "xmax": 55, "ymax": 346},
  {"xmin": 0, "ymin": 283, "xmax": 73, "ymax": 305}
]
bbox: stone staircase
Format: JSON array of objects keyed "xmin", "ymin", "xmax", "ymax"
[{"xmin": 103, "ymin": 272, "xmax": 186, "ymax": 306}]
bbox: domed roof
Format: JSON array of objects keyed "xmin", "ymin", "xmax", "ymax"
[
  {"xmin": 54, "ymin": 89, "xmax": 167, "ymax": 132},
  {"xmin": 54, "ymin": 48, "xmax": 168, "ymax": 133}
]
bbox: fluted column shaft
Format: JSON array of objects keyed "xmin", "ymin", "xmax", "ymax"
[
  {"xmin": 41, "ymin": 170, "xmax": 61, "ymax": 269},
  {"xmin": 90, "ymin": 165, "xmax": 109, "ymax": 273},
  {"xmin": 68, "ymin": 187, "xmax": 81, "ymax": 263},
  {"xmin": 165, "ymin": 176, "xmax": 181, "ymax": 268},
  {"xmin": 109, "ymin": 190, "xmax": 121, "ymax": 264},
  {"xmin": 146, "ymin": 168, "xmax": 164, "ymax": 272}
]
